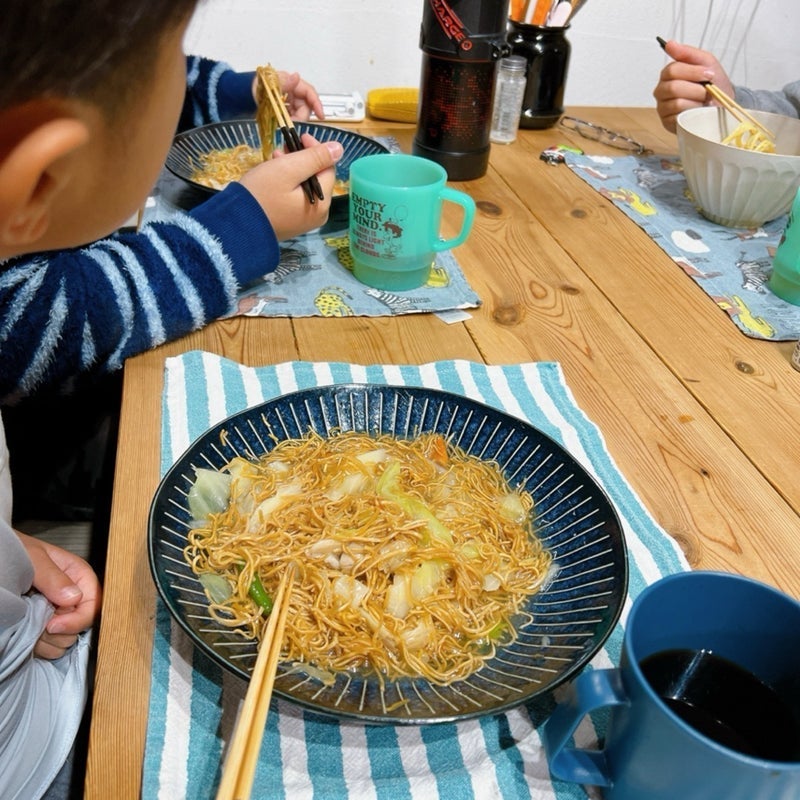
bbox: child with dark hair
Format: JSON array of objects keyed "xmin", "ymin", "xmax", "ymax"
[{"xmin": 0, "ymin": 2, "xmax": 341, "ymax": 796}]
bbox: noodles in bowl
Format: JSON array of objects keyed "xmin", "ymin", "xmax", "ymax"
[
  {"xmin": 165, "ymin": 121, "xmax": 390, "ymax": 217},
  {"xmin": 185, "ymin": 430, "xmax": 552, "ymax": 685}
]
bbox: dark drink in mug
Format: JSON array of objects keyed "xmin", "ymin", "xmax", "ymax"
[{"xmin": 641, "ymin": 648, "xmax": 800, "ymax": 762}]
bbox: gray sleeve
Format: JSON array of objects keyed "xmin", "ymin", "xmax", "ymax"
[
  {"xmin": 733, "ymin": 79, "xmax": 800, "ymax": 118},
  {"xmin": 0, "ymin": 592, "xmax": 92, "ymax": 800}
]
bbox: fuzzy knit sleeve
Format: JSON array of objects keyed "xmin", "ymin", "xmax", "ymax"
[
  {"xmin": 0, "ymin": 183, "xmax": 278, "ymax": 403},
  {"xmin": 179, "ymin": 55, "xmax": 257, "ymax": 132},
  {"xmin": 733, "ymin": 79, "xmax": 800, "ymax": 119}
]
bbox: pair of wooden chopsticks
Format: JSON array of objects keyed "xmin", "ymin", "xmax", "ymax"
[
  {"xmin": 702, "ymin": 82, "xmax": 776, "ymax": 141},
  {"xmin": 215, "ymin": 565, "xmax": 296, "ymax": 800},
  {"xmin": 258, "ymin": 72, "xmax": 325, "ymax": 205}
]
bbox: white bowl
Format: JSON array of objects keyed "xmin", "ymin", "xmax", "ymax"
[{"xmin": 677, "ymin": 106, "xmax": 800, "ymax": 227}]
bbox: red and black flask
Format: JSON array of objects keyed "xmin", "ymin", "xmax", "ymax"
[{"xmin": 413, "ymin": 0, "xmax": 510, "ymax": 180}]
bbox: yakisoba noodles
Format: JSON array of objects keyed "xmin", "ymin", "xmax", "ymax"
[
  {"xmin": 184, "ymin": 430, "xmax": 552, "ymax": 685},
  {"xmin": 722, "ymin": 122, "xmax": 776, "ymax": 153}
]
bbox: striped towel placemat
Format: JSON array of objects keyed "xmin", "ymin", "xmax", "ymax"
[{"xmin": 143, "ymin": 353, "xmax": 688, "ymax": 800}]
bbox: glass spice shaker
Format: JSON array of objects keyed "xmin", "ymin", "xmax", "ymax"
[{"xmin": 490, "ymin": 55, "xmax": 527, "ymax": 144}]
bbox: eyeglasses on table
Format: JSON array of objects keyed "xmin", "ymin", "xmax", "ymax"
[{"xmin": 559, "ymin": 116, "xmax": 652, "ymax": 155}]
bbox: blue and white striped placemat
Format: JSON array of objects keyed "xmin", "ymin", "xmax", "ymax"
[{"xmin": 143, "ymin": 353, "xmax": 689, "ymax": 799}]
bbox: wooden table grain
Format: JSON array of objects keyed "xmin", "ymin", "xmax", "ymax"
[{"xmin": 84, "ymin": 107, "xmax": 800, "ymax": 798}]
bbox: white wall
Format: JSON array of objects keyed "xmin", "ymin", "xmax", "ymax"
[{"xmin": 185, "ymin": 0, "xmax": 799, "ymax": 108}]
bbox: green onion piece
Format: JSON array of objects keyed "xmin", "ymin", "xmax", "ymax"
[{"xmin": 249, "ymin": 574, "xmax": 273, "ymax": 614}]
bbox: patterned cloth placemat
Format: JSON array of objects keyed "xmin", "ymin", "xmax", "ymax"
[
  {"xmin": 142, "ymin": 353, "xmax": 689, "ymax": 799},
  {"xmin": 565, "ymin": 153, "xmax": 799, "ymax": 341},
  {"xmin": 222, "ymin": 224, "xmax": 480, "ymax": 319}
]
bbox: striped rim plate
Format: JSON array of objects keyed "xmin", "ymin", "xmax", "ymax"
[{"xmin": 148, "ymin": 383, "xmax": 628, "ymax": 724}]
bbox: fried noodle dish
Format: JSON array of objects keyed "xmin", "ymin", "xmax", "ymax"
[{"xmin": 184, "ymin": 430, "xmax": 553, "ymax": 686}]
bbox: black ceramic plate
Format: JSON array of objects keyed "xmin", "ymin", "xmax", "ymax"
[
  {"xmin": 163, "ymin": 120, "xmax": 389, "ymax": 218},
  {"xmin": 148, "ymin": 384, "xmax": 628, "ymax": 724}
]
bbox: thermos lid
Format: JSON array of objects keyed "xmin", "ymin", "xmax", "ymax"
[{"xmin": 419, "ymin": 0, "xmax": 511, "ymax": 60}]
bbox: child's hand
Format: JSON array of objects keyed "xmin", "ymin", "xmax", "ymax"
[
  {"xmin": 250, "ymin": 70, "xmax": 324, "ymax": 121},
  {"xmin": 239, "ymin": 135, "xmax": 344, "ymax": 240},
  {"xmin": 18, "ymin": 531, "xmax": 102, "ymax": 660},
  {"xmin": 279, "ymin": 71, "xmax": 324, "ymax": 121},
  {"xmin": 653, "ymin": 41, "xmax": 736, "ymax": 133}
]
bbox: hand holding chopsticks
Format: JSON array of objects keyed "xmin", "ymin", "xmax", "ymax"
[
  {"xmin": 655, "ymin": 36, "xmax": 776, "ymax": 147},
  {"xmin": 216, "ymin": 565, "xmax": 296, "ymax": 800},
  {"xmin": 257, "ymin": 71, "xmax": 325, "ymax": 205}
]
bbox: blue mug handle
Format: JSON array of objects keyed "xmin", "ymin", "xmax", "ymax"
[{"xmin": 541, "ymin": 668, "xmax": 629, "ymax": 787}]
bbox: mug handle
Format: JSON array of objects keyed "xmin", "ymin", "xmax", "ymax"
[
  {"xmin": 541, "ymin": 668, "xmax": 629, "ymax": 787},
  {"xmin": 432, "ymin": 188, "xmax": 476, "ymax": 252}
]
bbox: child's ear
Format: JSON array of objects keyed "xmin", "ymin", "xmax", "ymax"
[{"xmin": 0, "ymin": 117, "xmax": 89, "ymax": 251}]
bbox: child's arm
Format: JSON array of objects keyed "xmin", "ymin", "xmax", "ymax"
[
  {"xmin": 0, "ymin": 182, "xmax": 276, "ymax": 402},
  {"xmin": 180, "ymin": 55, "xmax": 256, "ymax": 131},
  {"xmin": 0, "ymin": 135, "xmax": 341, "ymax": 403}
]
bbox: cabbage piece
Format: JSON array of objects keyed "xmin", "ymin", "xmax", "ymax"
[
  {"xmin": 377, "ymin": 461, "xmax": 453, "ymax": 545},
  {"xmin": 499, "ymin": 492, "xmax": 528, "ymax": 524},
  {"xmin": 385, "ymin": 573, "xmax": 412, "ymax": 619},
  {"xmin": 326, "ymin": 472, "xmax": 369, "ymax": 501},
  {"xmin": 187, "ymin": 468, "xmax": 232, "ymax": 520},
  {"xmin": 410, "ymin": 559, "xmax": 447, "ymax": 601},
  {"xmin": 198, "ymin": 572, "xmax": 233, "ymax": 604},
  {"xmin": 400, "ymin": 621, "xmax": 433, "ymax": 652},
  {"xmin": 356, "ymin": 448, "xmax": 388, "ymax": 467},
  {"xmin": 248, "ymin": 480, "xmax": 302, "ymax": 532},
  {"xmin": 332, "ymin": 574, "xmax": 369, "ymax": 609}
]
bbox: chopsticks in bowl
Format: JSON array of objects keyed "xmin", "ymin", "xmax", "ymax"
[
  {"xmin": 702, "ymin": 82, "xmax": 775, "ymax": 141},
  {"xmin": 215, "ymin": 564, "xmax": 296, "ymax": 800},
  {"xmin": 257, "ymin": 71, "xmax": 325, "ymax": 204}
]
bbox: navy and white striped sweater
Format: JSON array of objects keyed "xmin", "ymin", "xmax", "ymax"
[{"xmin": 0, "ymin": 57, "xmax": 278, "ymax": 404}]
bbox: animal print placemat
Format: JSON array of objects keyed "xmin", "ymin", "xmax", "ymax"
[
  {"xmin": 564, "ymin": 153, "xmax": 799, "ymax": 341},
  {"xmin": 226, "ymin": 224, "xmax": 480, "ymax": 319}
]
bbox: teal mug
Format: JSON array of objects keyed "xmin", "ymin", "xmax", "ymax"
[
  {"xmin": 542, "ymin": 571, "xmax": 800, "ymax": 800},
  {"xmin": 348, "ymin": 154, "xmax": 476, "ymax": 291}
]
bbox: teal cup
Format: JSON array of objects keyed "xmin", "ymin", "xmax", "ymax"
[
  {"xmin": 542, "ymin": 571, "xmax": 800, "ymax": 800},
  {"xmin": 348, "ymin": 154, "xmax": 476, "ymax": 291},
  {"xmin": 768, "ymin": 187, "xmax": 800, "ymax": 305}
]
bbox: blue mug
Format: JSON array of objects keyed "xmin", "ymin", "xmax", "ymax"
[{"xmin": 542, "ymin": 571, "xmax": 800, "ymax": 799}]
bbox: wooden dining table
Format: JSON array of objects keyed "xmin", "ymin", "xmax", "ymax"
[{"xmin": 83, "ymin": 107, "xmax": 800, "ymax": 798}]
